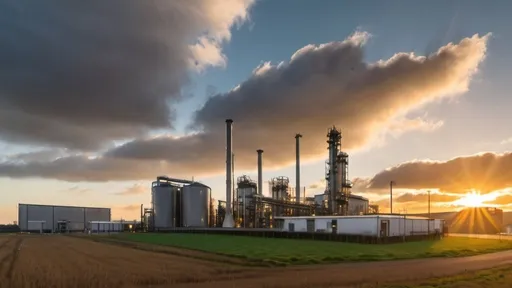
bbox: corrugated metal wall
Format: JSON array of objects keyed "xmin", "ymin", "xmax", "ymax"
[
  {"xmin": 18, "ymin": 204, "xmax": 28, "ymax": 231},
  {"xmin": 85, "ymin": 207, "xmax": 111, "ymax": 222},
  {"xmin": 27, "ymin": 205, "xmax": 54, "ymax": 231},
  {"xmin": 18, "ymin": 204, "xmax": 111, "ymax": 232}
]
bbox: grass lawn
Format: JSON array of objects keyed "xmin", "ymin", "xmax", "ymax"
[
  {"xmin": 111, "ymin": 233, "xmax": 512, "ymax": 265},
  {"xmin": 384, "ymin": 265, "xmax": 512, "ymax": 288}
]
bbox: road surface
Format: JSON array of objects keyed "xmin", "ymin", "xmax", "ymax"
[{"xmin": 175, "ymin": 249, "xmax": 512, "ymax": 287}]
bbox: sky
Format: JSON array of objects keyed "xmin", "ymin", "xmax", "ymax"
[{"xmin": 1, "ymin": 0, "xmax": 512, "ymax": 223}]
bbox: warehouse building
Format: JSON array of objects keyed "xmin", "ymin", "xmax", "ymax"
[
  {"xmin": 18, "ymin": 203, "xmax": 111, "ymax": 233},
  {"xmin": 274, "ymin": 215, "xmax": 445, "ymax": 237}
]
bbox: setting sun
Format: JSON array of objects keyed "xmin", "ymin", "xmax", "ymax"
[{"xmin": 453, "ymin": 191, "xmax": 495, "ymax": 208}]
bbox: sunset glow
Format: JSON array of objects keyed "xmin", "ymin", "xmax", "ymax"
[{"xmin": 453, "ymin": 191, "xmax": 496, "ymax": 208}]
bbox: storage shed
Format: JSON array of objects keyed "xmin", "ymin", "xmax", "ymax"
[
  {"xmin": 274, "ymin": 215, "xmax": 444, "ymax": 237},
  {"xmin": 87, "ymin": 221, "xmax": 124, "ymax": 233}
]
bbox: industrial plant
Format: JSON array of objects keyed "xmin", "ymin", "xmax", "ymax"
[
  {"xmin": 18, "ymin": 118, "xmax": 447, "ymax": 238},
  {"xmin": 136, "ymin": 118, "xmax": 445, "ymax": 238}
]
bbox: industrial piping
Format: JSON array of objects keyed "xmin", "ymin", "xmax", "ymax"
[
  {"xmin": 257, "ymin": 149, "xmax": 263, "ymax": 195},
  {"xmin": 156, "ymin": 176, "xmax": 194, "ymax": 185},
  {"xmin": 223, "ymin": 119, "xmax": 235, "ymax": 228},
  {"xmin": 295, "ymin": 134, "xmax": 302, "ymax": 204}
]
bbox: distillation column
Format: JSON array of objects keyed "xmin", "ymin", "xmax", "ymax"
[{"xmin": 327, "ymin": 127, "xmax": 341, "ymax": 214}]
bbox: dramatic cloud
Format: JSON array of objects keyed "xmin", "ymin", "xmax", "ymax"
[
  {"xmin": 368, "ymin": 152, "xmax": 512, "ymax": 193},
  {"xmin": 484, "ymin": 192, "xmax": 512, "ymax": 205},
  {"xmin": 0, "ymin": 0, "xmax": 254, "ymax": 150},
  {"xmin": 385, "ymin": 116, "xmax": 444, "ymax": 138},
  {"xmin": 0, "ymin": 32, "xmax": 490, "ymax": 181},
  {"xmin": 115, "ymin": 184, "xmax": 146, "ymax": 196},
  {"xmin": 4, "ymin": 149, "xmax": 67, "ymax": 163},
  {"xmin": 500, "ymin": 137, "xmax": 512, "ymax": 145},
  {"xmin": 63, "ymin": 186, "xmax": 90, "ymax": 194},
  {"xmin": 119, "ymin": 205, "xmax": 141, "ymax": 211},
  {"xmin": 308, "ymin": 179, "xmax": 326, "ymax": 190}
]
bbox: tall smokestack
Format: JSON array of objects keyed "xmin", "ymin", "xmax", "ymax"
[
  {"xmin": 257, "ymin": 149, "xmax": 263, "ymax": 196},
  {"xmin": 223, "ymin": 119, "xmax": 235, "ymax": 228},
  {"xmin": 295, "ymin": 134, "xmax": 302, "ymax": 204}
]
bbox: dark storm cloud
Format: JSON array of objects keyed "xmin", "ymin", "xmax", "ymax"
[
  {"xmin": 368, "ymin": 152, "xmax": 512, "ymax": 193},
  {"xmin": 0, "ymin": 0, "xmax": 254, "ymax": 150},
  {"xmin": 0, "ymin": 32, "xmax": 490, "ymax": 181}
]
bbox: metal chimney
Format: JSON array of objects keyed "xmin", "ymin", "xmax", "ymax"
[
  {"xmin": 223, "ymin": 119, "xmax": 235, "ymax": 228},
  {"xmin": 295, "ymin": 134, "xmax": 302, "ymax": 204},
  {"xmin": 257, "ymin": 149, "xmax": 263, "ymax": 195}
]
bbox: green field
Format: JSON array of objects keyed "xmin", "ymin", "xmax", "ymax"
[
  {"xmin": 110, "ymin": 233, "xmax": 512, "ymax": 265},
  {"xmin": 385, "ymin": 265, "xmax": 511, "ymax": 288}
]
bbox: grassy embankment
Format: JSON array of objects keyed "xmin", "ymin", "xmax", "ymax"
[{"xmin": 110, "ymin": 233, "xmax": 512, "ymax": 265}]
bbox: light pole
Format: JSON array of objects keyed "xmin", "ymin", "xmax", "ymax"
[
  {"xmin": 390, "ymin": 181, "xmax": 395, "ymax": 214},
  {"xmin": 427, "ymin": 190, "xmax": 431, "ymax": 236}
]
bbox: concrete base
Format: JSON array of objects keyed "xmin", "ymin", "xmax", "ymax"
[{"xmin": 222, "ymin": 213, "xmax": 235, "ymax": 228}]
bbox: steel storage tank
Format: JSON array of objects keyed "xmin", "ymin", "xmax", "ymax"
[
  {"xmin": 152, "ymin": 183, "xmax": 178, "ymax": 229},
  {"xmin": 182, "ymin": 183, "xmax": 210, "ymax": 227}
]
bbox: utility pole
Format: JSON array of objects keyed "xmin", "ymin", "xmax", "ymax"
[{"xmin": 390, "ymin": 181, "xmax": 395, "ymax": 214}]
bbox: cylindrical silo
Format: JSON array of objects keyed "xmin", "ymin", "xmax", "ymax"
[
  {"xmin": 151, "ymin": 183, "xmax": 178, "ymax": 229},
  {"xmin": 182, "ymin": 183, "xmax": 211, "ymax": 227}
]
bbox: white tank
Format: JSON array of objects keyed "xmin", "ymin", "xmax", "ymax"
[
  {"xmin": 152, "ymin": 184, "xmax": 178, "ymax": 229},
  {"xmin": 182, "ymin": 183, "xmax": 210, "ymax": 227}
]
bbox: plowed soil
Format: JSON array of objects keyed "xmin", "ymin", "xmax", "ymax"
[{"xmin": 1, "ymin": 234, "xmax": 511, "ymax": 288}]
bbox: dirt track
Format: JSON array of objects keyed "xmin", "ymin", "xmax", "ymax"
[{"xmin": 1, "ymin": 234, "xmax": 511, "ymax": 288}]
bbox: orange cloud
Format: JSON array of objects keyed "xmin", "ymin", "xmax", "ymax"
[
  {"xmin": 394, "ymin": 192, "xmax": 460, "ymax": 203},
  {"xmin": 368, "ymin": 152, "xmax": 512, "ymax": 193},
  {"xmin": 114, "ymin": 184, "xmax": 146, "ymax": 196}
]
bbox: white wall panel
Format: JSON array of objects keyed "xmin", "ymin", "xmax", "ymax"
[{"xmin": 276, "ymin": 216, "xmax": 440, "ymax": 237}]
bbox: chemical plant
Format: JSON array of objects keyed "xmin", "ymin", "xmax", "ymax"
[
  {"xmin": 16, "ymin": 119, "xmax": 502, "ymax": 237},
  {"xmin": 16, "ymin": 118, "xmax": 449, "ymax": 237},
  {"xmin": 141, "ymin": 119, "xmax": 380, "ymax": 231}
]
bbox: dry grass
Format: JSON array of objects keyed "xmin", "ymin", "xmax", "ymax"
[
  {"xmin": 0, "ymin": 234, "xmax": 260, "ymax": 288},
  {"xmin": 1, "ymin": 234, "xmax": 510, "ymax": 288}
]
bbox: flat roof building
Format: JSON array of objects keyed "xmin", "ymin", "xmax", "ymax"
[
  {"xmin": 18, "ymin": 203, "xmax": 111, "ymax": 233},
  {"xmin": 274, "ymin": 215, "xmax": 445, "ymax": 237}
]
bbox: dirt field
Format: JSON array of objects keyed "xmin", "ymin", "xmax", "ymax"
[
  {"xmin": 1, "ymin": 234, "xmax": 511, "ymax": 288},
  {"xmin": 0, "ymin": 234, "xmax": 262, "ymax": 288}
]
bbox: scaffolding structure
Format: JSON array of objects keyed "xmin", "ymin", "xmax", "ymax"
[
  {"xmin": 217, "ymin": 175, "xmax": 314, "ymax": 228},
  {"xmin": 324, "ymin": 126, "xmax": 352, "ymax": 215}
]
